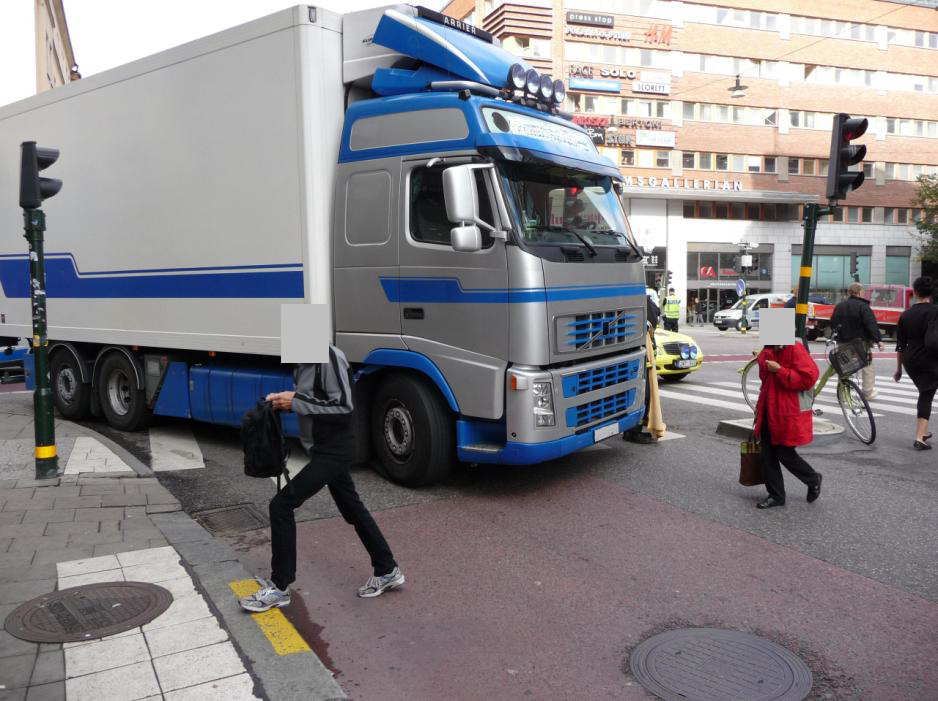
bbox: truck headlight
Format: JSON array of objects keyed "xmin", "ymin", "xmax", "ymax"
[{"xmin": 532, "ymin": 381, "xmax": 555, "ymax": 427}]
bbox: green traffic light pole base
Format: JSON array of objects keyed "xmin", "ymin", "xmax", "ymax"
[{"xmin": 23, "ymin": 208, "xmax": 59, "ymax": 480}]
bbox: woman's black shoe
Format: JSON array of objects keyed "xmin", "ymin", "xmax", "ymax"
[
  {"xmin": 924, "ymin": 433, "xmax": 933, "ymax": 441},
  {"xmin": 913, "ymin": 440, "xmax": 932, "ymax": 450},
  {"xmin": 756, "ymin": 496, "xmax": 785, "ymax": 509},
  {"xmin": 807, "ymin": 474, "xmax": 823, "ymax": 503}
]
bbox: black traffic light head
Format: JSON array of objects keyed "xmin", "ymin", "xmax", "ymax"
[
  {"xmin": 19, "ymin": 141, "xmax": 62, "ymax": 210},
  {"xmin": 850, "ymin": 252, "xmax": 859, "ymax": 281},
  {"xmin": 826, "ymin": 113, "xmax": 867, "ymax": 202},
  {"xmin": 666, "ymin": 270, "xmax": 673, "ymax": 284}
]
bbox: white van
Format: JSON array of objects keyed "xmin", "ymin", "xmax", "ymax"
[{"xmin": 712, "ymin": 294, "xmax": 790, "ymax": 330}]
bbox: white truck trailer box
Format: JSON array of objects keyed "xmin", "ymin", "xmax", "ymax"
[{"xmin": 0, "ymin": 6, "xmax": 343, "ymax": 355}]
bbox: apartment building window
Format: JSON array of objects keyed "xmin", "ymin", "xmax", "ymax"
[
  {"xmin": 831, "ymin": 207, "xmax": 844, "ymax": 223},
  {"xmin": 716, "ymin": 154, "xmax": 728, "ymax": 171},
  {"xmin": 788, "ymin": 158, "xmax": 800, "ymax": 175},
  {"xmin": 846, "ymin": 207, "xmax": 859, "ymax": 223},
  {"xmin": 746, "ymin": 156, "xmax": 761, "ymax": 173},
  {"xmin": 861, "ymin": 207, "xmax": 873, "ymax": 223},
  {"xmin": 621, "ymin": 150, "xmax": 635, "ymax": 166},
  {"xmin": 656, "ymin": 151, "xmax": 671, "ymax": 168},
  {"xmin": 802, "ymin": 160, "xmax": 816, "ymax": 176},
  {"xmin": 622, "ymin": 99, "xmax": 670, "ymax": 118},
  {"xmin": 897, "ymin": 208, "xmax": 909, "ymax": 224},
  {"xmin": 699, "ymin": 152, "xmax": 712, "ymax": 169},
  {"xmin": 764, "ymin": 157, "xmax": 776, "ymax": 173},
  {"xmin": 819, "ymin": 160, "xmax": 830, "ymax": 176},
  {"xmin": 682, "ymin": 152, "xmax": 695, "ymax": 169},
  {"xmin": 731, "ymin": 154, "xmax": 744, "ymax": 171}
]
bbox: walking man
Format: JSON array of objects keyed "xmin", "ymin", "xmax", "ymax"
[
  {"xmin": 239, "ymin": 344, "xmax": 404, "ymax": 612},
  {"xmin": 830, "ymin": 282, "xmax": 883, "ymax": 400},
  {"xmin": 662, "ymin": 287, "xmax": 681, "ymax": 332}
]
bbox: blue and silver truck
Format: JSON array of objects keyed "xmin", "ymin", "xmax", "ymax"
[{"xmin": 0, "ymin": 4, "xmax": 647, "ymax": 485}]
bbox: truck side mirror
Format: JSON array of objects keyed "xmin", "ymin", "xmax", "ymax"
[
  {"xmin": 451, "ymin": 225, "xmax": 482, "ymax": 253},
  {"xmin": 442, "ymin": 165, "xmax": 479, "ymax": 225}
]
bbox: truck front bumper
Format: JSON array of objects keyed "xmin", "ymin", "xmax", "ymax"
[{"xmin": 457, "ymin": 347, "xmax": 646, "ymax": 465}]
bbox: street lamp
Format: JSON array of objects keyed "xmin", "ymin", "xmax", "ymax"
[{"xmin": 729, "ymin": 75, "xmax": 748, "ymax": 98}]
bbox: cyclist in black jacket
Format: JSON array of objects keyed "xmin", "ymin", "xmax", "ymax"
[{"xmin": 830, "ymin": 282, "xmax": 883, "ymax": 400}]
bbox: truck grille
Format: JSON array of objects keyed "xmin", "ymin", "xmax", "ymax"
[
  {"xmin": 558, "ymin": 308, "xmax": 641, "ymax": 352},
  {"xmin": 566, "ymin": 388, "xmax": 636, "ymax": 428},
  {"xmin": 562, "ymin": 359, "xmax": 642, "ymax": 398}
]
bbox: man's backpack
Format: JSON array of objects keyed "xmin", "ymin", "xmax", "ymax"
[{"xmin": 241, "ymin": 401, "xmax": 291, "ymax": 490}]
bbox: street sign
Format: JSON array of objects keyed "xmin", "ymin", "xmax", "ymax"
[{"xmin": 736, "ymin": 279, "xmax": 746, "ymax": 295}]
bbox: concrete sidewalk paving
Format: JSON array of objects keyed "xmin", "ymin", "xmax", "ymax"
[{"xmin": 0, "ymin": 403, "xmax": 344, "ymax": 701}]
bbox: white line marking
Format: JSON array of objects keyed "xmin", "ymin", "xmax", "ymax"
[
  {"xmin": 657, "ymin": 388, "xmax": 753, "ymax": 414},
  {"xmin": 679, "ymin": 383, "xmax": 859, "ymax": 414},
  {"xmin": 64, "ymin": 437, "xmax": 132, "ymax": 474},
  {"xmin": 270, "ymin": 453, "xmax": 307, "ymax": 487},
  {"xmin": 148, "ymin": 426, "xmax": 205, "ymax": 471}
]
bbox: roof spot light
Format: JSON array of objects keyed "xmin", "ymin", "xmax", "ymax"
[
  {"xmin": 525, "ymin": 68, "xmax": 540, "ymax": 95},
  {"xmin": 552, "ymin": 79, "xmax": 566, "ymax": 104},
  {"xmin": 508, "ymin": 63, "xmax": 527, "ymax": 91},
  {"xmin": 538, "ymin": 74, "xmax": 554, "ymax": 101}
]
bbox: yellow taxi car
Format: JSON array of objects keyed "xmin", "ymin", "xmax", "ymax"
[{"xmin": 653, "ymin": 328, "xmax": 703, "ymax": 382}]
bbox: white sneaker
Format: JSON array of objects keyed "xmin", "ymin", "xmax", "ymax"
[
  {"xmin": 357, "ymin": 567, "xmax": 405, "ymax": 598},
  {"xmin": 239, "ymin": 577, "xmax": 290, "ymax": 612},
  {"xmin": 864, "ymin": 390, "xmax": 878, "ymax": 401}
]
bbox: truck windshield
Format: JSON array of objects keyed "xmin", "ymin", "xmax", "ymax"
[{"xmin": 498, "ymin": 162, "xmax": 638, "ymax": 252}]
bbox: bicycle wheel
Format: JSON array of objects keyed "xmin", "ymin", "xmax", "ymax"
[
  {"xmin": 837, "ymin": 378, "xmax": 876, "ymax": 444},
  {"xmin": 741, "ymin": 360, "xmax": 761, "ymax": 411}
]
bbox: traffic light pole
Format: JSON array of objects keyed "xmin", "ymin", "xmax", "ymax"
[
  {"xmin": 795, "ymin": 203, "xmax": 833, "ymax": 347},
  {"xmin": 23, "ymin": 208, "xmax": 58, "ymax": 478}
]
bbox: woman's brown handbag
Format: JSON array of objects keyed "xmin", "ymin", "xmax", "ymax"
[{"xmin": 739, "ymin": 435, "xmax": 764, "ymax": 486}]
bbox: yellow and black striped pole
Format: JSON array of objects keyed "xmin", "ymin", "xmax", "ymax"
[{"xmin": 794, "ymin": 203, "xmax": 832, "ymax": 346}]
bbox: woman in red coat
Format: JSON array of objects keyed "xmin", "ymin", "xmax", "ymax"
[{"xmin": 753, "ymin": 342, "xmax": 823, "ymax": 509}]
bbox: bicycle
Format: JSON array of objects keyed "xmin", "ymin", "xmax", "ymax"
[{"xmin": 738, "ymin": 334, "xmax": 876, "ymax": 444}]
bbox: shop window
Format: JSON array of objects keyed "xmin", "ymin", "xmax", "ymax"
[
  {"xmin": 730, "ymin": 202, "xmax": 744, "ymax": 219},
  {"xmin": 846, "ymin": 207, "xmax": 859, "ymax": 223},
  {"xmin": 788, "ymin": 158, "xmax": 800, "ymax": 175},
  {"xmin": 716, "ymin": 154, "xmax": 728, "ymax": 171},
  {"xmin": 714, "ymin": 202, "xmax": 728, "ymax": 219},
  {"xmin": 687, "ymin": 252, "xmax": 699, "ymax": 279},
  {"xmin": 746, "ymin": 203, "xmax": 760, "ymax": 219},
  {"xmin": 683, "ymin": 201, "xmax": 696, "ymax": 218},
  {"xmin": 699, "ymin": 153, "xmax": 712, "ymax": 169},
  {"xmin": 764, "ymin": 157, "xmax": 776, "ymax": 173},
  {"xmin": 699, "ymin": 252, "xmax": 718, "ymax": 278},
  {"xmin": 861, "ymin": 207, "xmax": 873, "ymax": 223},
  {"xmin": 885, "ymin": 256, "xmax": 910, "ymax": 285},
  {"xmin": 621, "ymin": 150, "xmax": 635, "ymax": 166},
  {"xmin": 718, "ymin": 253, "xmax": 739, "ymax": 277},
  {"xmin": 698, "ymin": 202, "xmax": 712, "ymax": 218},
  {"xmin": 682, "ymin": 152, "xmax": 695, "ymax": 169},
  {"xmin": 763, "ymin": 204, "xmax": 776, "ymax": 221}
]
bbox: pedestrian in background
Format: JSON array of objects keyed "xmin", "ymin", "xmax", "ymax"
[
  {"xmin": 830, "ymin": 282, "xmax": 883, "ymax": 400},
  {"xmin": 753, "ymin": 341, "xmax": 822, "ymax": 509},
  {"xmin": 662, "ymin": 287, "xmax": 681, "ymax": 332},
  {"xmin": 240, "ymin": 344, "xmax": 404, "ymax": 612},
  {"xmin": 687, "ymin": 295, "xmax": 697, "ymax": 325},
  {"xmin": 894, "ymin": 276, "xmax": 938, "ymax": 450}
]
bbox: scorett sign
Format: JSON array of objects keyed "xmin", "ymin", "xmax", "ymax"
[{"xmin": 622, "ymin": 176, "xmax": 744, "ymax": 191}]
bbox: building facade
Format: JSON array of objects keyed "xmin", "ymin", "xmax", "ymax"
[
  {"xmin": 443, "ymin": 0, "xmax": 938, "ymax": 320},
  {"xmin": 0, "ymin": 0, "xmax": 78, "ymax": 107}
]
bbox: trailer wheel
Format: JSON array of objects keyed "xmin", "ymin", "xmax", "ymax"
[
  {"xmin": 371, "ymin": 374, "xmax": 453, "ymax": 487},
  {"xmin": 97, "ymin": 353, "xmax": 150, "ymax": 431},
  {"xmin": 51, "ymin": 351, "xmax": 91, "ymax": 420}
]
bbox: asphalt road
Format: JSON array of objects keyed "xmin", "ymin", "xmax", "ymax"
[{"xmin": 59, "ymin": 328, "xmax": 938, "ymax": 699}]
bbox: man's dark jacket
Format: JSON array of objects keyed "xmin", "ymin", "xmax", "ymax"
[{"xmin": 830, "ymin": 295, "xmax": 882, "ymax": 343}]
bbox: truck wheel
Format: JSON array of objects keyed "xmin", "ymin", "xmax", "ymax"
[
  {"xmin": 97, "ymin": 353, "xmax": 150, "ymax": 431},
  {"xmin": 371, "ymin": 374, "xmax": 453, "ymax": 487},
  {"xmin": 51, "ymin": 351, "xmax": 91, "ymax": 420}
]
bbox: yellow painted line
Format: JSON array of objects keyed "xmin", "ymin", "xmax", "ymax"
[
  {"xmin": 229, "ymin": 580, "xmax": 311, "ymax": 656},
  {"xmin": 800, "ymin": 266, "xmax": 812, "ymax": 277},
  {"xmin": 795, "ymin": 304, "xmax": 809, "ymax": 314},
  {"xmin": 35, "ymin": 445, "xmax": 57, "ymax": 458}
]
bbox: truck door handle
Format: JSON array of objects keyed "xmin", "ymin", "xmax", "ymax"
[{"xmin": 403, "ymin": 307, "xmax": 424, "ymax": 320}]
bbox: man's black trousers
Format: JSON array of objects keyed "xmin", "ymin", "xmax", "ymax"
[
  {"xmin": 663, "ymin": 317, "xmax": 678, "ymax": 332},
  {"xmin": 269, "ymin": 438, "xmax": 396, "ymax": 590}
]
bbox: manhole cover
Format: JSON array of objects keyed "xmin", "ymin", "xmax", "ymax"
[
  {"xmin": 629, "ymin": 628, "xmax": 812, "ymax": 701},
  {"xmin": 4, "ymin": 582, "xmax": 172, "ymax": 643},
  {"xmin": 194, "ymin": 504, "xmax": 267, "ymax": 535}
]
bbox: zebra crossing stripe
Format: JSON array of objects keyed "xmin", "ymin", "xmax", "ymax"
[
  {"xmin": 657, "ymin": 388, "xmax": 753, "ymax": 414},
  {"xmin": 148, "ymin": 426, "xmax": 205, "ymax": 471},
  {"xmin": 696, "ymin": 382, "xmax": 887, "ymax": 417}
]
